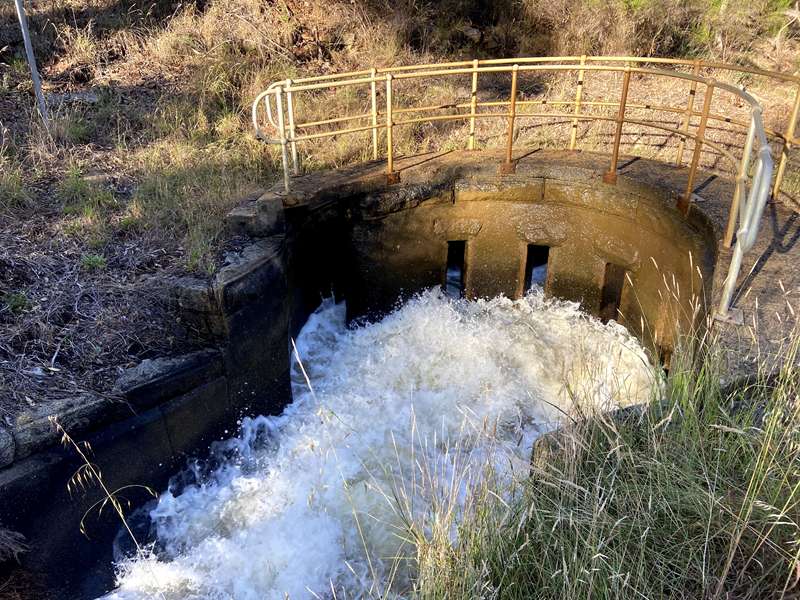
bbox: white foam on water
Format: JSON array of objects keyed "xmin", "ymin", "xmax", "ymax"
[{"xmin": 104, "ymin": 289, "xmax": 656, "ymax": 600}]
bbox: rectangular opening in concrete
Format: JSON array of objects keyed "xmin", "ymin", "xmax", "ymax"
[
  {"xmin": 599, "ymin": 263, "xmax": 626, "ymax": 323},
  {"xmin": 524, "ymin": 245, "xmax": 550, "ymax": 292},
  {"xmin": 444, "ymin": 240, "xmax": 466, "ymax": 298}
]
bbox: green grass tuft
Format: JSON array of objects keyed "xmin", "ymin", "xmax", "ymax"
[
  {"xmin": 1, "ymin": 292, "xmax": 31, "ymax": 315},
  {"xmin": 80, "ymin": 253, "xmax": 107, "ymax": 271}
]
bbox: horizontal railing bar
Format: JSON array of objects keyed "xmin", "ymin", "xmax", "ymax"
[
  {"xmin": 294, "ymin": 111, "xmax": 739, "ymax": 167},
  {"xmin": 291, "ymin": 103, "xmax": 787, "ymax": 144},
  {"xmin": 394, "ymin": 112, "xmax": 475, "ymax": 125},
  {"xmin": 279, "ymin": 65, "xmax": 797, "ymax": 97},
  {"xmin": 295, "ymin": 113, "xmax": 373, "ymax": 129},
  {"xmin": 282, "ymin": 56, "xmax": 800, "ymax": 86},
  {"xmin": 293, "ymin": 123, "xmax": 379, "ymax": 141},
  {"xmin": 280, "ymin": 66, "xmax": 765, "ymax": 113}
]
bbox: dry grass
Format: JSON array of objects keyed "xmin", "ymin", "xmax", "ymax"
[{"xmin": 3, "ymin": 0, "xmax": 799, "ymax": 269}]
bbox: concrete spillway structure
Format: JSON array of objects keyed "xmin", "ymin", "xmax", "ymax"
[
  {"xmin": 0, "ymin": 147, "xmax": 794, "ymax": 598},
  {"xmin": 274, "ymin": 150, "xmax": 717, "ymax": 362},
  {"xmin": 2, "ymin": 57, "xmax": 800, "ymax": 596}
]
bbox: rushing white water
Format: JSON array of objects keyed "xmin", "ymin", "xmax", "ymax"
[{"xmin": 105, "ymin": 289, "xmax": 656, "ymax": 600}]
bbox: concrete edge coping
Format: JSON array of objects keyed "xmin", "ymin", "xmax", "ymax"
[{"xmin": 0, "ymin": 349, "xmax": 223, "ymax": 469}]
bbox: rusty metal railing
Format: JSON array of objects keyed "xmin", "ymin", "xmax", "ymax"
[{"xmin": 252, "ymin": 56, "xmax": 793, "ymax": 322}]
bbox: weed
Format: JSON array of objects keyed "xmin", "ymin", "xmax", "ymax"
[
  {"xmin": 80, "ymin": 254, "xmax": 107, "ymax": 271},
  {"xmin": 49, "ymin": 417, "xmax": 166, "ymax": 598},
  {"xmin": 59, "ymin": 166, "xmax": 116, "ymax": 215},
  {"xmin": 1, "ymin": 292, "xmax": 30, "ymax": 315},
  {"xmin": 0, "ymin": 163, "xmax": 30, "ymax": 209},
  {"xmin": 53, "ymin": 113, "xmax": 94, "ymax": 145}
]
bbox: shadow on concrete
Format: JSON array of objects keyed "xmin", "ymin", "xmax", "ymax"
[
  {"xmin": 733, "ymin": 202, "xmax": 800, "ymax": 300},
  {"xmin": 397, "ymin": 149, "xmax": 455, "ymax": 173}
]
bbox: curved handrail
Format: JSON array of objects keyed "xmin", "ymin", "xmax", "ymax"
[{"xmin": 252, "ymin": 56, "xmax": 792, "ymax": 321}]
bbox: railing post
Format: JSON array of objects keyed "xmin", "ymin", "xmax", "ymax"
[
  {"xmin": 370, "ymin": 68, "xmax": 379, "ymax": 160},
  {"xmin": 724, "ymin": 117, "xmax": 756, "ymax": 248},
  {"xmin": 468, "ymin": 59, "xmax": 479, "ymax": 150},
  {"xmin": 716, "ymin": 152, "xmax": 771, "ymax": 322},
  {"xmin": 275, "ymin": 85, "xmax": 290, "ymax": 192},
  {"xmin": 569, "ymin": 55, "xmax": 586, "ymax": 151},
  {"xmin": 772, "ymin": 81, "xmax": 800, "ymax": 199},
  {"xmin": 386, "ymin": 74, "xmax": 400, "ymax": 184},
  {"xmin": 678, "ymin": 81, "xmax": 715, "ymax": 215},
  {"xmin": 13, "ymin": 0, "xmax": 49, "ymax": 130},
  {"xmin": 676, "ymin": 60, "xmax": 702, "ymax": 167},
  {"xmin": 499, "ymin": 64, "xmax": 519, "ymax": 175},
  {"xmin": 285, "ymin": 78, "xmax": 299, "ymax": 176},
  {"xmin": 603, "ymin": 67, "xmax": 631, "ymax": 185}
]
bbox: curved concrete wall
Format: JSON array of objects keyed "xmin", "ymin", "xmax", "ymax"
[
  {"xmin": 341, "ymin": 179, "xmax": 716, "ymax": 357},
  {"xmin": 282, "ymin": 161, "xmax": 718, "ymax": 357}
]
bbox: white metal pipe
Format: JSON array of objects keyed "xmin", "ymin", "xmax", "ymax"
[
  {"xmin": 275, "ymin": 87, "xmax": 290, "ymax": 192},
  {"xmin": 286, "ymin": 79, "xmax": 299, "ymax": 175},
  {"xmin": 14, "ymin": 0, "xmax": 49, "ymax": 128},
  {"xmin": 717, "ymin": 148, "xmax": 773, "ymax": 318}
]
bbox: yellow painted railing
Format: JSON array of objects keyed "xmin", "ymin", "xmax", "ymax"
[{"xmin": 252, "ymin": 56, "xmax": 793, "ymax": 321}]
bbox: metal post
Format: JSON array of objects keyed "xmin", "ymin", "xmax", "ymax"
[
  {"xmin": 717, "ymin": 151, "xmax": 771, "ymax": 322},
  {"xmin": 679, "ymin": 82, "xmax": 715, "ymax": 214},
  {"xmin": 386, "ymin": 74, "xmax": 399, "ymax": 184},
  {"xmin": 285, "ymin": 79, "xmax": 299, "ymax": 175},
  {"xmin": 569, "ymin": 55, "xmax": 586, "ymax": 151},
  {"xmin": 772, "ymin": 82, "xmax": 800, "ymax": 199},
  {"xmin": 603, "ymin": 67, "xmax": 631, "ymax": 185},
  {"xmin": 275, "ymin": 86, "xmax": 290, "ymax": 192},
  {"xmin": 13, "ymin": 0, "xmax": 49, "ymax": 129},
  {"xmin": 468, "ymin": 59, "xmax": 479, "ymax": 150},
  {"xmin": 676, "ymin": 60, "xmax": 701, "ymax": 166},
  {"xmin": 370, "ymin": 68, "xmax": 378, "ymax": 160},
  {"xmin": 499, "ymin": 64, "xmax": 519, "ymax": 175},
  {"xmin": 724, "ymin": 118, "xmax": 756, "ymax": 248}
]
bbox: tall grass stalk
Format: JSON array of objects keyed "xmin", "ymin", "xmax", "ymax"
[{"xmin": 49, "ymin": 417, "xmax": 166, "ymax": 600}]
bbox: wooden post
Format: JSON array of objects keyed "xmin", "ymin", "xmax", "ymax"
[
  {"xmin": 370, "ymin": 68, "xmax": 378, "ymax": 160},
  {"xmin": 386, "ymin": 74, "xmax": 399, "ymax": 184},
  {"xmin": 679, "ymin": 82, "xmax": 715, "ymax": 214},
  {"xmin": 603, "ymin": 67, "xmax": 631, "ymax": 185},
  {"xmin": 772, "ymin": 82, "xmax": 800, "ymax": 199},
  {"xmin": 676, "ymin": 60, "xmax": 701, "ymax": 166},
  {"xmin": 468, "ymin": 59, "xmax": 479, "ymax": 150},
  {"xmin": 275, "ymin": 86, "xmax": 290, "ymax": 192},
  {"xmin": 499, "ymin": 64, "xmax": 519, "ymax": 175},
  {"xmin": 569, "ymin": 55, "xmax": 586, "ymax": 151},
  {"xmin": 13, "ymin": 0, "xmax": 49, "ymax": 130},
  {"xmin": 285, "ymin": 78, "xmax": 299, "ymax": 175}
]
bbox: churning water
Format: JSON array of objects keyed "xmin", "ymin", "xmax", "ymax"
[{"xmin": 104, "ymin": 289, "xmax": 655, "ymax": 600}]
